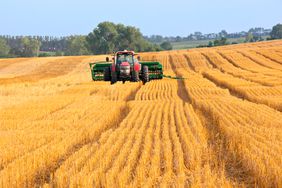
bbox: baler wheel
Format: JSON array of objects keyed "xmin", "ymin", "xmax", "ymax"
[
  {"xmin": 142, "ymin": 66, "xmax": 149, "ymax": 84},
  {"xmin": 132, "ymin": 71, "xmax": 139, "ymax": 82}
]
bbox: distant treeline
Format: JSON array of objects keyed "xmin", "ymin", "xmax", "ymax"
[
  {"xmin": 145, "ymin": 27, "xmax": 272, "ymax": 43},
  {"xmin": 195, "ymin": 24, "xmax": 282, "ymax": 48},
  {"xmin": 0, "ymin": 35, "xmax": 74, "ymax": 57},
  {"xmin": 0, "ymin": 22, "xmax": 168, "ymax": 58},
  {"xmin": 0, "ymin": 36, "xmax": 69, "ymax": 57},
  {"xmin": 0, "ymin": 23, "xmax": 282, "ymax": 58}
]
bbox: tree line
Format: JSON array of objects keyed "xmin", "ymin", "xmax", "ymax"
[
  {"xmin": 145, "ymin": 28, "xmax": 272, "ymax": 43},
  {"xmin": 0, "ymin": 23, "xmax": 282, "ymax": 58},
  {"xmin": 0, "ymin": 22, "xmax": 170, "ymax": 58},
  {"xmin": 195, "ymin": 24, "xmax": 282, "ymax": 48}
]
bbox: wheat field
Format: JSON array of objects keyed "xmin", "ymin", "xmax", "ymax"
[{"xmin": 0, "ymin": 40, "xmax": 282, "ymax": 188}]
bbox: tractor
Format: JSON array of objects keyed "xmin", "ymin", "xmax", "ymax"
[{"xmin": 89, "ymin": 50, "xmax": 163, "ymax": 84}]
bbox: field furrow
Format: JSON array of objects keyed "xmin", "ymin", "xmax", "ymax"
[
  {"xmin": 202, "ymin": 69, "xmax": 282, "ymax": 111},
  {"xmin": 200, "ymin": 50, "xmax": 282, "ymax": 86}
]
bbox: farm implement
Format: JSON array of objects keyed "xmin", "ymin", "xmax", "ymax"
[{"xmin": 89, "ymin": 50, "xmax": 163, "ymax": 84}]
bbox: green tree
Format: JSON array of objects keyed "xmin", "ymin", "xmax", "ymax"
[
  {"xmin": 86, "ymin": 22, "xmax": 118, "ymax": 54},
  {"xmin": 65, "ymin": 36, "xmax": 90, "ymax": 55},
  {"xmin": 55, "ymin": 51, "xmax": 63, "ymax": 56},
  {"xmin": 270, "ymin": 24, "xmax": 282, "ymax": 39},
  {"xmin": 219, "ymin": 30, "xmax": 228, "ymax": 38},
  {"xmin": 21, "ymin": 37, "xmax": 41, "ymax": 57},
  {"xmin": 213, "ymin": 37, "xmax": 227, "ymax": 46},
  {"xmin": 0, "ymin": 38, "xmax": 10, "ymax": 57},
  {"xmin": 86, "ymin": 22, "xmax": 161, "ymax": 54},
  {"xmin": 160, "ymin": 41, "xmax": 173, "ymax": 50},
  {"xmin": 115, "ymin": 24, "xmax": 141, "ymax": 51},
  {"xmin": 208, "ymin": 41, "xmax": 213, "ymax": 47},
  {"xmin": 245, "ymin": 32, "xmax": 254, "ymax": 42}
]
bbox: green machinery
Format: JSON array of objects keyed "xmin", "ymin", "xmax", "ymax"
[{"xmin": 89, "ymin": 50, "xmax": 163, "ymax": 84}]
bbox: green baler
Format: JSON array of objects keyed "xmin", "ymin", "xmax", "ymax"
[{"xmin": 89, "ymin": 62, "xmax": 112, "ymax": 81}]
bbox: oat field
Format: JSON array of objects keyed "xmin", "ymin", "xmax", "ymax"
[{"xmin": 0, "ymin": 40, "xmax": 282, "ymax": 188}]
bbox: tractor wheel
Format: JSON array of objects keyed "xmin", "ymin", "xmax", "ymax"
[
  {"xmin": 132, "ymin": 70, "xmax": 139, "ymax": 82},
  {"xmin": 104, "ymin": 67, "xmax": 111, "ymax": 81},
  {"xmin": 111, "ymin": 72, "xmax": 117, "ymax": 85},
  {"xmin": 142, "ymin": 66, "xmax": 149, "ymax": 84}
]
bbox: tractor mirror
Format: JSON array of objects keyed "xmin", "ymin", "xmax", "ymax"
[
  {"xmin": 137, "ymin": 56, "xmax": 141, "ymax": 61},
  {"xmin": 106, "ymin": 57, "xmax": 109, "ymax": 62}
]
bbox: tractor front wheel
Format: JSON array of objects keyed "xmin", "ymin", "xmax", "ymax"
[
  {"xmin": 142, "ymin": 66, "xmax": 149, "ymax": 84},
  {"xmin": 111, "ymin": 72, "xmax": 117, "ymax": 84},
  {"xmin": 132, "ymin": 71, "xmax": 139, "ymax": 82},
  {"xmin": 104, "ymin": 67, "xmax": 111, "ymax": 81}
]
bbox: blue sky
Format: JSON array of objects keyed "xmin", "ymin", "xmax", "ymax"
[{"xmin": 0, "ymin": 0, "xmax": 281, "ymax": 36}]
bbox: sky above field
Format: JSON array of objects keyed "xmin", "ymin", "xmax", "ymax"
[{"xmin": 1, "ymin": 0, "xmax": 281, "ymax": 36}]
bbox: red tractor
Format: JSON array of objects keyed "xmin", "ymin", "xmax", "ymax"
[{"xmin": 89, "ymin": 50, "xmax": 163, "ymax": 84}]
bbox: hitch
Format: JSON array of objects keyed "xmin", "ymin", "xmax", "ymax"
[{"xmin": 163, "ymin": 75, "xmax": 186, "ymax": 80}]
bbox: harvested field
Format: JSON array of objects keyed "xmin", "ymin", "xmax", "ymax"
[{"xmin": 0, "ymin": 40, "xmax": 282, "ymax": 187}]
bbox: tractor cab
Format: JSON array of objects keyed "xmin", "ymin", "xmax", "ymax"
[{"xmin": 115, "ymin": 51, "xmax": 137, "ymax": 65}]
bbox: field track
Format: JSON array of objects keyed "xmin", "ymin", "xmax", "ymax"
[{"xmin": 0, "ymin": 40, "xmax": 282, "ymax": 187}]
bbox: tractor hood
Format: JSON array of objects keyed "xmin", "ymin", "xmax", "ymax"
[
  {"xmin": 120, "ymin": 62, "xmax": 130, "ymax": 66},
  {"xmin": 120, "ymin": 62, "xmax": 131, "ymax": 77}
]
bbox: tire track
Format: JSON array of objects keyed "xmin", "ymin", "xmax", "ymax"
[
  {"xmin": 168, "ymin": 55, "xmax": 191, "ymax": 103},
  {"xmin": 236, "ymin": 50, "xmax": 282, "ymax": 71},
  {"xmin": 202, "ymin": 72, "xmax": 282, "ymax": 112},
  {"xmin": 254, "ymin": 50, "xmax": 282, "ymax": 65},
  {"xmin": 168, "ymin": 54, "xmax": 253, "ymax": 186},
  {"xmin": 217, "ymin": 51, "xmax": 258, "ymax": 73},
  {"xmin": 200, "ymin": 52, "xmax": 273, "ymax": 86},
  {"xmin": 217, "ymin": 51, "xmax": 282, "ymax": 79},
  {"xmin": 183, "ymin": 54, "xmax": 195, "ymax": 71},
  {"xmin": 195, "ymin": 107, "xmax": 256, "ymax": 186}
]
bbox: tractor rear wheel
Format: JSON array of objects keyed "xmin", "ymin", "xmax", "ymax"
[
  {"xmin": 111, "ymin": 72, "xmax": 117, "ymax": 84},
  {"xmin": 132, "ymin": 71, "xmax": 139, "ymax": 82},
  {"xmin": 104, "ymin": 67, "xmax": 111, "ymax": 81},
  {"xmin": 142, "ymin": 66, "xmax": 149, "ymax": 84}
]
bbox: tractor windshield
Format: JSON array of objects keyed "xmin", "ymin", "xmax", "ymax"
[{"xmin": 116, "ymin": 54, "xmax": 134, "ymax": 65}]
